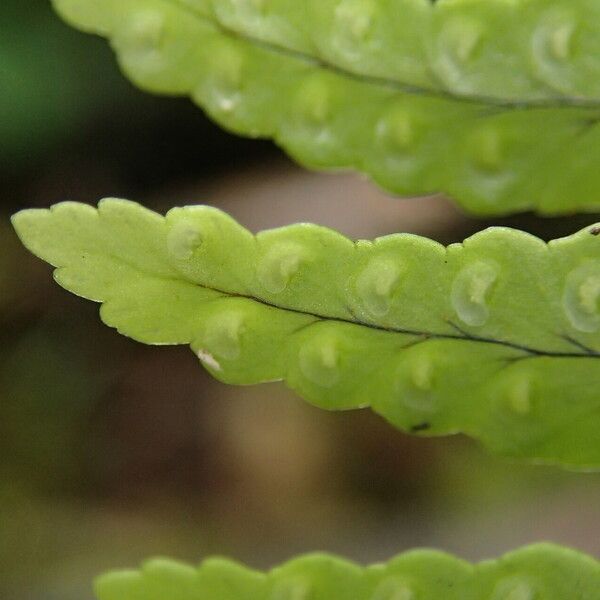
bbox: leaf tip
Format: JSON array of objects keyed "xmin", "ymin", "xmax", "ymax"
[{"xmin": 10, "ymin": 208, "xmax": 48, "ymax": 248}]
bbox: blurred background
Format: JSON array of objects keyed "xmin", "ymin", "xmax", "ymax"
[{"xmin": 2, "ymin": 2, "xmax": 600, "ymax": 598}]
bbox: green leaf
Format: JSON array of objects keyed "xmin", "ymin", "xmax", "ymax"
[
  {"xmin": 94, "ymin": 544, "xmax": 600, "ymax": 600},
  {"xmin": 51, "ymin": 0, "xmax": 600, "ymax": 215},
  {"xmin": 11, "ymin": 200, "xmax": 600, "ymax": 468}
]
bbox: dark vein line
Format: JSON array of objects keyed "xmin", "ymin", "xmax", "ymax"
[
  {"xmin": 80, "ymin": 215, "xmax": 598, "ymax": 362},
  {"xmin": 201, "ymin": 283, "xmax": 599, "ymax": 361},
  {"xmin": 86, "ymin": 210, "xmax": 598, "ymax": 362},
  {"xmin": 170, "ymin": 0, "xmax": 600, "ymax": 112},
  {"xmin": 560, "ymin": 334, "xmax": 600, "ymax": 356}
]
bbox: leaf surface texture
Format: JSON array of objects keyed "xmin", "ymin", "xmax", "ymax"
[{"xmin": 11, "ymin": 200, "xmax": 600, "ymax": 467}]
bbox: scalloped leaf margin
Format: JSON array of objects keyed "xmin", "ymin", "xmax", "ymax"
[
  {"xmin": 11, "ymin": 199, "xmax": 600, "ymax": 468},
  {"xmin": 94, "ymin": 544, "xmax": 600, "ymax": 600},
  {"xmin": 51, "ymin": 0, "xmax": 600, "ymax": 215}
]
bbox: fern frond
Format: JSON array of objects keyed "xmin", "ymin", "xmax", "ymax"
[
  {"xmin": 94, "ymin": 544, "xmax": 600, "ymax": 600},
  {"xmin": 52, "ymin": 0, "xmax": 600, "ymax": 215},
  {"xmin": 11, "ymin": 200, "xmax": 600, "ymax": 467}
]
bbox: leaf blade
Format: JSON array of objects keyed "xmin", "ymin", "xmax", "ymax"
[
  {"xmin": 51, "ymin": 0, "xmax": 600, "ymax": 214},
  {"xmin": 94, "ymin": 544, "xmax": 600, "ymax": 600},
  {"xmin": 12, "ymin": 200, "xmax": 600, "ymax": 467}
]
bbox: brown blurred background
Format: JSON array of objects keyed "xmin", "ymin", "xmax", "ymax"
[{"xmin": 2, "ymin": 2, "xmax": 600, "ymax": 599}]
